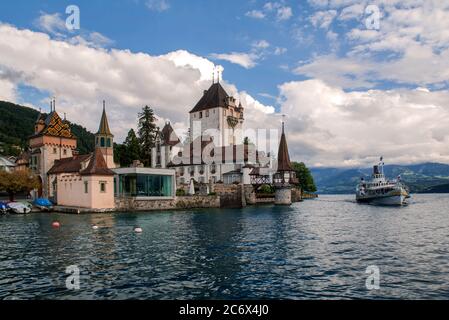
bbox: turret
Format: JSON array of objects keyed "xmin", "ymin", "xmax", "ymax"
[{"xmin": 95, "ymin": 101, "xmax": 115, "ymax": 168}]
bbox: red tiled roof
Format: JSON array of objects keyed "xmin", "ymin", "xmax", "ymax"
[
  {"xmin": 80, "ymin": 148, "xmax": 115, "ymax": 176},
  {"xmin": 47, "ymin": 154, "xmax": 91, "ymax": 175}
]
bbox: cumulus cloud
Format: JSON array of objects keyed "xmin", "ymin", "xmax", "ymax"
[
  {"xmin": 279, "ymin": 79, "xmax": 449, "ymax": 167},
  {"xmin": 247, "ymin": 2, "xmax": 293, "ymax": 22},
  {"xmin": 245, "ymin": 10, "xmax": 266, "ymax": 19},
  {"xmin": 0, "ymin": 23, "xmax": 275, "ymax": 147},
  {"xmin": 310, "ymin": 10, "xmax": 337, "ymax": 29},
  {"xmin": 210, "ymin": 52, "xmax": 258, "ymax": 69},
  {"xmin": 298, "ymin": 1, "xmax": 449, "ymax": 89},
  {"xmin": 34, "ymin": 12, "xmax": 113, "ymax": 48}
]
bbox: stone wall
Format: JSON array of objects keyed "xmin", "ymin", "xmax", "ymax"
[
  {"xmin": 275, "ymin": 186, "xmax": 292, "ymax": 205},
  {"xmin": 115, "ymin": 195, "xmax": 220, "ymax": 211},
  {"xmin": 176, "ymin": 195, "xmax": 220, "ymax": 209},
  {"xmin": 291, "ymin": 188, "xmax": 302, "ymax": 203},
  {"xmin": 115, "ymin": 197, "xmax": 177, "ymax": 211},
  {"xmin": 214, "ymin": 183, "xmax": 245, "ymax": 208},
  {"xmin": 243, "ymin": 185, "xmax": 256, "ymax": 205}
]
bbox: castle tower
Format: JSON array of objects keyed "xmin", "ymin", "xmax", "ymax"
[
  {"xmin": 189, "ymin": 81, "xmax": 244, "ymax": 147},
  {"xmin": 29, "ymin": 99, "xmax": 77, "ymax": 197},
  {"xmin": 95, "ymin": 101, "xmax": 115, "ymax": 169},
  {"xmin": 274, "ymin": 121, "xmax": 296, "ymax": 205}
]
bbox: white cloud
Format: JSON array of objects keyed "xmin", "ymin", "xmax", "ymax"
[
  {"xmin": 277, "ymin": 6, "xmax": 293, "ymax": 21},
  {"xmin": 298, "ymin": 2, "xmax": 449, "ymax": 89},
  {"xmin": 279, "ymin": 79, "xmax": 449, "ymax": 167},
  {"xmin": 252, "ymin": 40, "xmax": 270, "ymax": 49},
  {"xmin": 245, "ymin": 10, "xmax": 266, "ymax": 19},
  {"xmin": 248, "ymin": 2, "xmax": 293, "ymax": 22},
  {"xmin": 310, "ymin": 10, "xmax": 337, "ymax": 29},
  {"xmin": 34, "ymin": 12, "xmax": 113, "ymax": 48},
  {"xmin": 34, "ymin": 12, "xmax": 67, "ymax": 36},
  {"xmin": 0, "ymin": 78, "xmax": 16, "ymax": 102},
  {"xmin": 274, "ymin": 47, "xmax": 287, "ymax": 55},
  {"xmin": 210, "ymin": 52, "xmax": 258, "ymax": 69},
  {"xmin": 145, "ymin": 0, "xmax": 170, "ymax": 12},
  {"xmin": 0, "ymin": 23, "xmax": 274, "ymax": 146}
]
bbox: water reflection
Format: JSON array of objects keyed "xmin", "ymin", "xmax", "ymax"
[{"xmin": 1, "ymin": 195, "xmax": 449, "ymax": 299}]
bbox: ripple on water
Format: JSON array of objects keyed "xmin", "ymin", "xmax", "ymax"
[{"xmin": 1, "ymin": 194, "xmax": 449, "ymax": 299}]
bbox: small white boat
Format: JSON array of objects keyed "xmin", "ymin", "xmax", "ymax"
[
  {"xmin": 356, "ymin": 157, "xmax": 410, "ymax": 206},
  {"xmin": 7, "ymin": 202, "xmax": 32, "ymax": 214}
]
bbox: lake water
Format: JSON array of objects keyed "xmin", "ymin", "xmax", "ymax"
[{"xmin": 1, "ymin": 194, "xmax": 449, "ymax": 300}]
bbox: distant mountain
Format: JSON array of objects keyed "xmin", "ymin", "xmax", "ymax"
[
  {"xmin": 0, "ymin": 100, "xmax": 95, "ymax": 156},
  {"xmin": 311, "ymin": 163, "xmax": 449, "ymax": 194}
]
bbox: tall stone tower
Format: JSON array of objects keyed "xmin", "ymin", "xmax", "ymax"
[
  {"xmin": 189, "ymin": 81, "xmax": 244, "ymax": 147},
  {"xmin": 29, "ymin": 100, "xmax": 77, "ymax": 197},
  {"xmin": 95, "ymin": 101, "xmax": 115, "ymax": 169}
]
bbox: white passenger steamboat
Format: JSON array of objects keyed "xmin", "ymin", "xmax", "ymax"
[{"xmin": 356, "ymin": 158, "xmax": 410, "ymax": 206}]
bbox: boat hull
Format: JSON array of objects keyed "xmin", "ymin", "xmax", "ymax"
[{"xmin": 356, "ymin": 193, "xmax": 407, "ymax": 206}]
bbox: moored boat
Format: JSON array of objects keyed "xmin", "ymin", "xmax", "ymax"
[
  {"xmin": 33, "ymin": 198, "xmax": 54, "ymax": 212},
  {"xmin": 356, "ymin": 157, "xmax": 410, "ymax": 206},
  {"xmin": 7, "ymin": 202, "xmax": 32, "ymax": 214}
]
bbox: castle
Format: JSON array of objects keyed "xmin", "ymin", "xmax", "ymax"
[
  {"xmin": 150, "ymin": 81, "xmax": 275, "ymax": 186},
  {"xmin": 16, "ymin": 80, "xmax": 297, "ymax": 210},
  {"xmin": 27, "ymin": 100, "xmax": 116, "ymax": 209}
]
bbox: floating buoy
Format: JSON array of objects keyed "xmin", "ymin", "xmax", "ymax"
[
  {"xmin": 134, "ymin": 227, "xmax": 143, "ymax": 233},
  {"xmin": 52, "ymin": 221, "xmax": 61, "ymax": 228},
  {"xmin": 92, "ymin": 225, "xmax": 99, "ymax": 230}
]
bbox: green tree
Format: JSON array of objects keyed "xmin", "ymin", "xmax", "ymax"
[
  {"xmin": 0, "ymin": 169, "xmax": 39, "ymax": 201},
  {"xmin": 121, "ymin": 129, "xmax": 141, "ymax": 167},
  {"xmin": 138, "ymin": 106, "xmax": 158, "ymax": 166},
  {"xmin": 291, "ymin": 161, "xmax": 317, "ymax": 193}
]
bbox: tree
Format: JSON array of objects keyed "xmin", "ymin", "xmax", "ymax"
[
  {"xmin": 291, "ymin": 162, "xmax": 317, "ymax": 193},
  {"xmin": 138, "ymin": 106, "xmax": 158, "ymax": 166},
  {"xmin": 121, "ymin": 129, "xmax": 141, "ymax": 167},
  {"xmin": 0, "ymin": 169, "xmax": 40, "ymax": 201}
]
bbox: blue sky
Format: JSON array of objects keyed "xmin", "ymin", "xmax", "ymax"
[
  {"xmin": 0, "ymin": 0, "xmax": 335, "ymax": 108},
  {"xmin": 2, "ymin": 1, "xmax": 449, "ymax": 167}
]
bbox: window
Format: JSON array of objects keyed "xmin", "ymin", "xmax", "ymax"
[
  {"xmin": 107, "ymin": 138, "xmax": 111, "ymax": 148},
  {"xmin": 100, "ymin": 181, "xmax": 106, "ymax": 193},
  {"xmin": 63, "ymin": 149, "xmax": 67, "ymax": 156},
  {"xmin": 199, "ymin": 112, "xmax": 203, "ymax": 119},
  {"xmin": 206, "ymin": 110, "xmax": 209, "ymax": 117},
  {"xmin": 53, "ymin": 148, "xmax": 57, "ymax": 154},
  {"xmin": 100, "ymin": 137, "xmax": 105, "ymax": 147},
  {"xmin": 84, "ymin": 181, "xmax": 88, "ymax": 193}
]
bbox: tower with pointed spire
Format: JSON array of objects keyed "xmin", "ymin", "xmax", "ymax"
[
  {"xmin": 95, "ymin": 101, "xmax": 115, "ymax": 168},
  {"xmin": 273, "ymin": 119, "xmax": 296, "ymax": 205}
]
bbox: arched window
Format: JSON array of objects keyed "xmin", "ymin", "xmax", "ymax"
[
  {"xmin": 107, "ymin": 138, "xmax": 111, "ymax": 147},
  {"xmin": 100, "ymin": 137, "xmax": 105, "ymax": 147}
]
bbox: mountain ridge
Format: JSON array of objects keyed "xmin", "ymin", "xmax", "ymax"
[{"xmin": 311, "ymin": 162, "xmax": 449, "ymax": 194}]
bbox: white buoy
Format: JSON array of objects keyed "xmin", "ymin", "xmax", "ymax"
[
  {"xmin": 134, "ymin": 227, "xmax": 143, "ymax": 233},
  {"xmin": 92, "ymin": 225, "xmax": 99, "ymax": 230}
]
